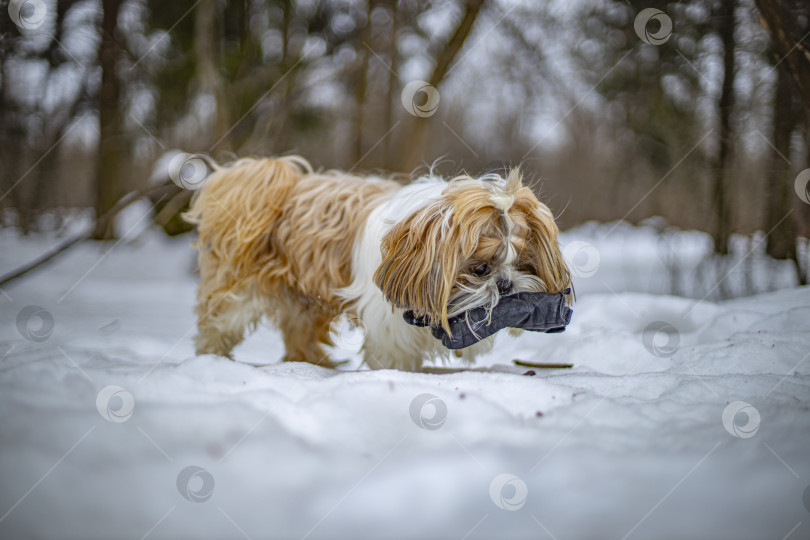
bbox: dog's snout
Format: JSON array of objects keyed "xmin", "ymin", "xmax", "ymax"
[{"xmin": 497, "ymin": 279, "xmax": 512, "ymax": 294}]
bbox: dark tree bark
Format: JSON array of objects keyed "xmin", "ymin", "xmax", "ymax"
[
  {"xmin": 2, "ymin": 0, "xmax": 82, "ymax": 231},
  {"xmin": 265, "ymin": 0, "xmax": 295, "ymax": 154},
  {"xmin": 754, "ymin": 0, "xmax": 810, "ymax": 116},
  {"xmin": 764, "ymin": 64, "xmax": 799, "ymax": 261},
  {"xmin": 0, "ymin": 15, "xmax": 24, "ymax": 229},
  {"xmin": 92, "ymin": 0, "xmax": 124, "ymax": 240},
  {"xmin": 800, "ymin": 118, "xmax": 810, "ymax": 285},
  {"xmin": 382, "ymin": 0, "xmax": 401, "ymax": 169},
  {"xmin": 195, "ymin": 0, "xmax": 230, "ymax": 150},
  {"xmin": 711, "ymin": 0, "xmax": 736, "ymax": 254},
  {"xmin": 352, "ymin": 2, "xmax": 374, "ymax": 164},
  {"xmin": 754, "ymin": 0, "xmax": 808, "ymax": 271}
]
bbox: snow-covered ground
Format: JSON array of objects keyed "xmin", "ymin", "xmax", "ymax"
[{"xmin": 1, "ymin": 208, "xmax": 809, "ymax": 539}]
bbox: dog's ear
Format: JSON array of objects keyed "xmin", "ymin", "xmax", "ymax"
[
  {"xmin": 373, "ymin": 200, "xmax": 459, "ymax": 331},
  {"xmin": 513, "ymin": 189, "xmax": 572, "ymax": 300}
]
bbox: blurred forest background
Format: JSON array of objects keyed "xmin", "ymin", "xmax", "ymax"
[{"xmin": 1, "ymin": 0, "xmax": 809, "ymax": 291}]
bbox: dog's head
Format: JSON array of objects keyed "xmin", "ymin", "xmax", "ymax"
[{"xmin": 373, "ymin": 169, "xmax": 572, "ymax": 332}]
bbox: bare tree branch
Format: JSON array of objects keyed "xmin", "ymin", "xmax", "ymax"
[{"xmin": 399, "ymin": 0, "xmax": 487, "ymax": 170}]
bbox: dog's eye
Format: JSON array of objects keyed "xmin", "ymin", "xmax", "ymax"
[{"xmin": 472, "ymin": 264, "xmax": 489, "ymax": 276}]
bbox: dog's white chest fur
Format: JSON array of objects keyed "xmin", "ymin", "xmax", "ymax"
[{"xmin": 339, "ymin": 179, "xmax": 491, "ymax": 370}]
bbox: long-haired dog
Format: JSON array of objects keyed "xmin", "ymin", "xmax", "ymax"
[{"xmin": 185, "ymin": 157, "xmax": 571, "ymax": 372}]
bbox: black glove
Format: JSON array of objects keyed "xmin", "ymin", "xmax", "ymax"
[{"xmin": 403, "ymin": 290, "xmax": 572, "ymax": 350}]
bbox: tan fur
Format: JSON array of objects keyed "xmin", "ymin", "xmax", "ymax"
[
  {"xmin": 374, "ymin": 170, "xmax": 572, "ymax": 335},
  {"xmin": 185, "ymin": 157, "xmax": 397, "ymax": 363},
  {"xmin": 187, "ymin": 157, "xmax": 571, "ymax": 369},
  {"xmin": 511, "ymin": 187, "xmax": 574, "ymax": 301}
]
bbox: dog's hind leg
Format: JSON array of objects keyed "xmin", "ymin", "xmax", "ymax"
[
  {"xmin": 271, "ymin": 296, "xmax": 340, "ymax": 368},
  {"xmin": 193, "ymin": 251, "xmax": 265, "ymax": 358},
  {"xmin": 194, "ymin": 287, "xmax": 266, "ymax": 358}
]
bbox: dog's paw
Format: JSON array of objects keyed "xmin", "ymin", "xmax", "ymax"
[
  {"xmin": 507, "ymin": 327, "xmax": 525, "ymax": 338},
  {"xmin": 282, "ymin": 355, "xmax": 350, "ymax": 369}
]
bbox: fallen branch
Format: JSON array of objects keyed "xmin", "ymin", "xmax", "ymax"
[
  {"xmin": 153, "ymin": 189, "xmax": 193, "ymax": 228},
  {"xmin": 0, "ymin": 183, "xmax": 180, "ymax": 288},
  {"xmin": 513, "ymin": 359, "xmax": 573, "ymax": 369}
]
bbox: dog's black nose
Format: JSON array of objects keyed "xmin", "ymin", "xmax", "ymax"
[{"xmin": 497, "ymin": 279, "xmax": 512, "ymax": 294}]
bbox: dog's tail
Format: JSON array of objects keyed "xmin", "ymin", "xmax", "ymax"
[{"xmin": 185, "ymin": 156, "xmax": 312, "ymax": 268}]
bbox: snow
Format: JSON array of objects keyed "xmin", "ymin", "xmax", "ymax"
[{"xmin": 1, "ymin": 210, "xmax": 809, "ymax": 539}]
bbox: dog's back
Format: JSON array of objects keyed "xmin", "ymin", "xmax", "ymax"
[{"xmin": 186, "ymin": 157, "xmax": 310, "ymax": 285}]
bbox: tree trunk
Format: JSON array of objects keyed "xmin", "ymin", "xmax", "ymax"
[
  {"xmin": 382, "ymin": 0, "xmax": 400, "ymax": 170},
  {"xmin": 0, "ymin": 16, "xmax": 23, "ymax": 229},
  {"xmin": 195, "ymin": 0, "xmax": 230, "ymax": 151},
  {"xmin": 754, "ymin": 0, "xmax": 810, "ymax": 117},
  {"xmin": 267, "ymin": 0, "xmax": 294, "ymax": 154},
  {"xmin": 398, "ymin": 0, "xmax": 486, "ymax": 171},
  {"xmin": 711, "ymin": 0, "xmax": 735, "ymax": 254},
  {"xmin": 352, "ymin": 2, "xmax": 374, "ymax": 165},
  {"xmin": 92, "ymin": 0, "xmax": 123, "ymax": 240},
  {"xmin": 765, "ymin": 64, "xmax": 799, "ymax": 262},
  {"xmin": 800, "ymin": 118, "xmax": 810, "ymax": 285}
]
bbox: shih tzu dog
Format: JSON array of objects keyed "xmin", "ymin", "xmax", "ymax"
[{"xmin": 185, "ymin": 156, "xmax": 571, "ymax": 372}]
